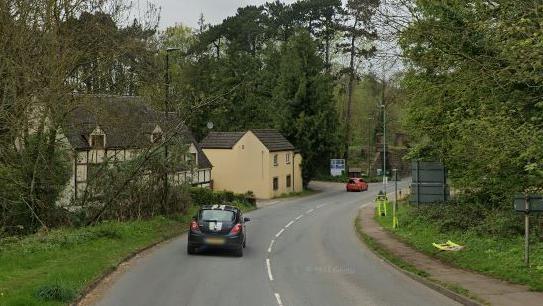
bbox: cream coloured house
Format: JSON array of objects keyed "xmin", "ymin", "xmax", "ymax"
[
  {"xmin": 200, "ymin": 129, "xmax": 302, "ymax": 199},
  {"xmin": 61, "ymin": 95, "xmax": 212, "ymax": 203}
]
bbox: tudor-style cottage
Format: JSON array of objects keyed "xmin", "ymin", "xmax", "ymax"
[
  {"xmin": 200, "ymin": 129, "xmax": 302, "ymax": 199},
  {"xmin": 60, "ymin": 95, "xmax": 212, "ymax": 202}
]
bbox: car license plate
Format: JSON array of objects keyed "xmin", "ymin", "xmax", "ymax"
[{"xmin": 205, "ymin": 237, "xmax": 225, "ymax": 245}]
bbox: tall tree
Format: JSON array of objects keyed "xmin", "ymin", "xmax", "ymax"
[
  {"xmin": 338, "ymin": 0, "xmax": 378, "ymax": 163},
  {"xmin": 401, "ymin": 0, "xmax": 543, "ymax": 204},
  {"xmin": 274, "ymin": 31, "xmax": 341, "ymax": 185}
]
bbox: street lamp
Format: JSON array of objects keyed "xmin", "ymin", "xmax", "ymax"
[
  {"xmin": 163, "ymin": 47, "xmax": 182, "ymax": 208},
  {"xmin": 380, "ymin": 103, "xmax": 386, "ymax": 194},
  {"xmin": 393, "ymin": 168, "xmax": 398, "ymax": 229},
  {"xmin": 367, "ymin": 116, "xmax": 373, "ymax": 178}
]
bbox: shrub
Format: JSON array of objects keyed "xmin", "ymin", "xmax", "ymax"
[
  {"xmin": 34, "ymin": 282, "xmax": 75, "ymax": 302},
  {"xmin": 190, "ymin": 188, "xmax": 254, "ymax": 207},
  {"xmin": 406, "ymin": 197, "xmax": 527, "ymax": 237}
]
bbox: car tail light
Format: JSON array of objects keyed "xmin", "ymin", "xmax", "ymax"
[
  {"xmin": 230, "ymin": 223, "xmax": 242, "ymax": 235},
  {"xmin": 190, "ymin": 220, "xmax": 200, "ymax": 232}
]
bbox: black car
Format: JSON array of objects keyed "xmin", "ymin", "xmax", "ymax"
[{"xmin": 187, "ymin": 205, "xmax": 250, "ymax": 257}]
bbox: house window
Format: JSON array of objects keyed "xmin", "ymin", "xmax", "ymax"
[
  {"xmin": 273, "ymin": 154, "xmax": 278, "ymax": 166},
  {"xmin": 286, "ymin": 153, "xmax": 291, "ymax": 164},
  {"xmin": 286, "ymin": 175, "xmax": 291, "ymax": 188},
  {"xmin": 273, "ymin": 177, "xmax": 279, "ymax": 190},
  {"xmin": 90, "ymin": 134, "xmax": 104, "ymax": 149}
]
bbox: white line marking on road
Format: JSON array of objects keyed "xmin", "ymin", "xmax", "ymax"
[
  {"xmin": 275, "ymin": 228, "xmax": 285, "ymax": 238},
  {"xmin": 285, "ymin": 220, "xmax": 294, "ymax": 228},
  {"xmin": 295, "ymin": 214, "xmax": 303, "ymax": 221},
  {"xmin": 306, "ymin": 208, "xmax": 314, "ymax": 214},
  {"xmin": 274, "ymin": 293, "xmax": 284, "ymax": 306},
  {"xmin": 268, "ymin": 239, "xmax": 275, "ymax": 253},
  {"xmin": 266, "ymin": 258, "xmax": 274, "ymax": 281},
  {"xmin": 316, "ymin": 203, "xmax": 327, "ymax": 209}
]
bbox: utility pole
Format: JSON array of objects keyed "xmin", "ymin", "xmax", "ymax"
[
  {"xmin": 393, "ymin": 168, "xmax": 398, "ymax": 229},
  {"xmin": 381, "ymin": 79, "xmax": 387, "ymax": 194},
  {"xmin": 164, "ymin": 47, "xmax": 181, "ymax": 208},
  {"xmin": 381, "ymin": 103, "xmax": 386, "ymax": 194},
  {"xmin": 367, "ymin": 116, "xmax": 373, "ymax": 177},
  {"xmin": 524, "ymin": 194, "xmax": 530, "ymax": 266}
]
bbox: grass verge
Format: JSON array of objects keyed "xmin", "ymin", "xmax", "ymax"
[
  {"xmin": 0, "ymin": 201, "xmax": 257, "ymax": 306},
  {"xmin": 354, "ymin": 215, "xmax": 429, "ymax": 278},
  {"xmin": 274, "ymin": 188, "xmax": 319, "ymax": 199},
  {"xmin": 355, "ymin": 212, "xmax": 486, "ymax": 305},
  {"xmin": 376, "ymin": 202, "xmax": 543, "ymax": 292}
]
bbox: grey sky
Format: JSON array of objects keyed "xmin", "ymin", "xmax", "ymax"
[{"xmin": 150, "ymin": 0, "xmax": 298, "ymax": 29}]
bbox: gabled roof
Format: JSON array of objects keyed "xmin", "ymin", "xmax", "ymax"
[
  {"xmin": 62, "ymin": 94, "xmax": 212, "ymax": 169},
  {"xmin": 251, "ymin": 129, "xmax": 295, "ymax": 152},
  {"xmin": 200, "ymin": 132, "xmax": 245, "ymax": 149},
  {"xmin": 200, "ymin": 129, "xmax": 295, "ymax": 152}
]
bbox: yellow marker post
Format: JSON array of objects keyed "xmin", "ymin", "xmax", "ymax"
[
  {"xmin": 376, "ymin": 194, "xmax": 388, "ymax": 217},
  {"xmin": 392, "ymin": 169, "xmax": 399, "ymax": 229}
]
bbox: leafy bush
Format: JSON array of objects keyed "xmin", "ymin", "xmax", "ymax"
[
  {"xmin": 0, "ymin": 134, "xmax": 71, "ymax": 235},
  {"xmin": 34, "ymin": 282, "xmax": 75, "ymax": 302},
  {"xmin": 406, "ymin": 198, "xmax": 527, "ymax": 237}
]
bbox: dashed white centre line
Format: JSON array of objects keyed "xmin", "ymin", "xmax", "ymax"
[
  {"xmin": 266, "ymin": 258, "xmax": 274, "ymax": 281},
  {"xmin": 268, "ymin": 239, "xmax": 275, "ymax": 253},
  {"xmin": 306, "ymin": 208, "xmax": 314, "ymax": 214},
  {"xmin": 275, "ymin": 228, "xmax": 285, "ymax": 238},
  {"xmin": 285, "ymin": 220, "xmax": 294, "ymax": 228},
  {"xmin": 274, "ymin": 293, "xmax": 284, "ymax": 306},
  {"xmin": 295, "ymin": 214, "xmax": 303, "ymax": 221}
]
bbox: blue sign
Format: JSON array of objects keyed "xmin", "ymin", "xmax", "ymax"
[{"xmin": 330, "ymin": 159, "xmax": 345, "ymax": 177}]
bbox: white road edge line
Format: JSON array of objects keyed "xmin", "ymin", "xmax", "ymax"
[
  {"xmin": 266, "ymin": 258, "xmax": 274, "ymax": 281},
  {"xmin": 268, "ymin": 239, "xmax": 275, "ymax": 253},
  {"xmin": 295, "ymin": 214, "xmax": 303, "ymax": 221},
  {"xmin": 285, "ymin": 220, "xmax": 294, "ymax": 228},
  {"xmin": 274, "ymin": 293, "xmax": 284, "ymax": 306},
  {"xmin": 306, "ymin": 208, "xmax": 314, "ymax": 214},
  {"xmin": 275, "ymin": 228, "xmax": 285, "ymax": 238}
]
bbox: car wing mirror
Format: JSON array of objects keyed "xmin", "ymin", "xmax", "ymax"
[{"xmin": 244, "ymin": 217, "xmax": 251, "ymax": 222}]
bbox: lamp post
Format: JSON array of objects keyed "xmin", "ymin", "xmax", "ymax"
[
  {"xmin": 380, "ymin": 103, "xmax": 386, "ymax": 194},
  {"xmin": 367, "ymin": 116, "xmax": 373, "ymax": 178},
  {"xmin": 163, "ymin": 47, "xmax": 181, "ymax": 207},
  {"xmin": 393, "ymin": 168, "xmax": 398, "ymax": 228}
]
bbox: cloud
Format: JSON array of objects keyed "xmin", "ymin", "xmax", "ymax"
[{"xmin": 151, "ymin": 0, "xmax": 297, "ymax": 29}]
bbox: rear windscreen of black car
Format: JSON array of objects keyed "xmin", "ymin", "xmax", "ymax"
[{"xmin": 200, "ymin": 210, "xmax": 236, "ymax": 222}]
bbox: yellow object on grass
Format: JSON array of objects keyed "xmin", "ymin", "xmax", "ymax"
[{"xmin": 432, "ymin": 240, "xmax": 464, "ymax": 251}]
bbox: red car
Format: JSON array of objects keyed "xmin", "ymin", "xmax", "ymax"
[{"xmin": 346, "ymin": 178, "xmax": 368, "ymax": 192}]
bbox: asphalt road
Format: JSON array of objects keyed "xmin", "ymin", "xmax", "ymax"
[{"xmin": 95, "ymin": 181, "xmax": 459, "ymax": 306}]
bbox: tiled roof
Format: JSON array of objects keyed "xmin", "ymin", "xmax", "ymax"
[
  {"xmin": 200, "ymin": 129, "xmax": 295, "ymax": 152},
  {"xmin": 62, "ymin": 95, "xmax": 212, "ymax": 169},
  {"xmin": 251, "ymin": 129, "xmax": 295, "ymax": 152},
  {"xmin": 200, "ymin": 132, "xmax": 245, "ymax": 149}
]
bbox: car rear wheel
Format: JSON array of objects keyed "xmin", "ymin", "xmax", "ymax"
[{"xmin": 187, "ymin": 245, "xmax": 197, "ymax": 255}]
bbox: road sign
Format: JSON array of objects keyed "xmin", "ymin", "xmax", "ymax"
[
  {"xmin": 410, "ymin": 161, "xmax": 449, "ymax": 204},
  {"xmin": 330, "ymin": 159, "xmax": 345, "ymax": 177},
  {"xmin": 513, "ymin": 194, "xmax": 543, "ymax": 212},
  {"xmin": 513, "ymin": 194, "xmax": 543, "ymax": 267}
]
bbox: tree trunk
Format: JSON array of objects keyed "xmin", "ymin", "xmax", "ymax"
[{"xmin": 344, "ymin": 30, "xmax": 356, "ymax": 165}]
